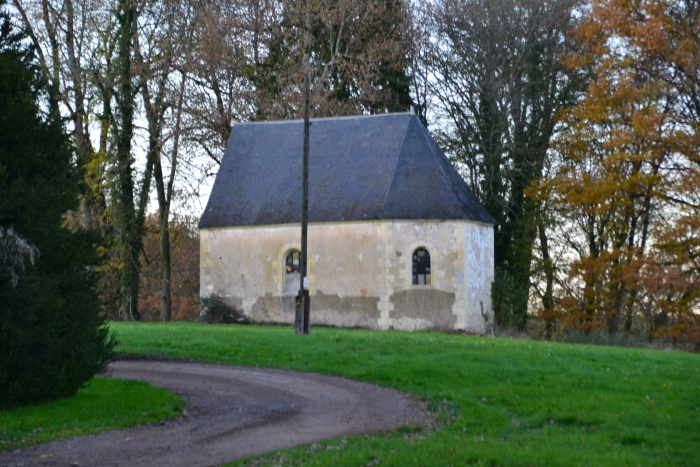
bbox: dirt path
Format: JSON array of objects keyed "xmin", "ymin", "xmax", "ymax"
[{"xmin": 0, "ymin": 360, "xmax": 428, "ymax": 467}]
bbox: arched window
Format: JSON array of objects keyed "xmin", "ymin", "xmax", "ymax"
[
  {"xmin": 412, "ymin": 248, "xmax": 431, "ymax": 286},
  {"xmin": 285, "ymin": 250, "xmax": 300, "ymax": 293}
]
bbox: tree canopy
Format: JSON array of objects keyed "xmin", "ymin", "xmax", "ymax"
[{"xmin": 529, "ymin": 0, "xmax": 700, "ymax": 345}]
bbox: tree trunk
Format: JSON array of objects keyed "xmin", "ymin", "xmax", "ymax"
[
  {"xmin": 537, "ymin": 211, "xmax": 555, "ymax": 339},
  {"xmin": 115, "ymin": 0, "xmax": 140, "ymax": 321},
  {"xmin": 155, "ymin": 74, "xmax": 186, "ymax": 322},
  {"xmin": 153, "ymin": 135, "xmax": 171, "ymax": 322},
  {"xmin": 159, "ymin": 214, "xmax": 172, "ymax": 322}
]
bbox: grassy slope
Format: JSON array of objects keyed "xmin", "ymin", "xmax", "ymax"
[
  {"xmin": 0, "ymin": 378, "xmax": 184, "ymax": 451},
  {"xmin": 114, "ymin": 322, "xmax": 700, "ymax": 466}
]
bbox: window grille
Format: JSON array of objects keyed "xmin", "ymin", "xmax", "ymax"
[
  {"xmin": 286, "ymin": 250, "xmax": 300, "ymax": 274},
  {"xmin": 285, "ymin": 250, "xmax": 301, "ymax": 293},
  {"xmin": 412, "ymin": 248, "xmax": 431, "ymax": 286}
]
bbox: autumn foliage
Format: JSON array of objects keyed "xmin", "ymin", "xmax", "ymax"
[
  {"xmin": 531, "ymin": 0, "xmax": 700, "ymax": 347},
  {"xmin": 138, "ymin": 215, "xmax": 200, "ymax": 322}
]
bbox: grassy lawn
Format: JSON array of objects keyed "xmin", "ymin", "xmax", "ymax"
[
  {"xmin": 112, "ymin": 322, "xmax": 700, "ymax": 467},
  {"xmin": 0, "ymin": 377, "xmax": 184, "ymax": 451}
]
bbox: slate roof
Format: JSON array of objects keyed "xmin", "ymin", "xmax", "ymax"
[{"xmin": 199, "ymin": 113, "xmax": 496, "ymax": 228}]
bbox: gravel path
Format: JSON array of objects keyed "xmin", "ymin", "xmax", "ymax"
[{"xmin": 0, "ymin": 360, "xmax": 428, "ymax": 467}]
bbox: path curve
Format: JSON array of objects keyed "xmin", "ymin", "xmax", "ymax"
[{"xmin": 0, "ymin": 360, "xmax": 428, "ymax": 467}]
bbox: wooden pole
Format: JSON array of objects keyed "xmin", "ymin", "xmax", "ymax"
[
  {"xmin": 296, "ymin": 76, "xmax": 311, "ymax": 334},
  {"xmin": 295, "ymin": 6, "xmax": 312, "ymax": 335}
]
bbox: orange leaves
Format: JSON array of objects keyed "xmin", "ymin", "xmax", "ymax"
[{"xmin": 534, "ymin": 0, "xmax": 700, "ymax": 345}]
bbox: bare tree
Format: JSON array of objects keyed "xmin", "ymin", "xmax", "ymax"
[
  {"xmin": 256, "ymin": 0, "xmax": 413, "ymax": 120},
  {"xmin": 183, "ymin": 0, "xmax": 277, "ymax": 164},
  {"xmin": 182, "ymin": 0, "xmax": 414, "ymax": 168},
  {"xmin": 11, "ymin": 0, "xmax": 113, "ymax": 230},
  {"xmin": 134, "ymin": 0, "xmax": 194, "ymax": 321},
  {"xmin": 417, "ymin": 0, "xmax": 582, "ymax": 329}
]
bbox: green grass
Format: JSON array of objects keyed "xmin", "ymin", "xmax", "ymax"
[
  {"xmin": 112, "ymin": 321, "xmax": 700, "ymax": 466},
  {"xmin": 0, "ymin": 377, "xmax": 185, "ymax": 451}
]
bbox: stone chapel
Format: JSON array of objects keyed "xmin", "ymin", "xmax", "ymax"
[{"xmin": 199, "ymin": 113, "xmax": 496, "ymax": 332}]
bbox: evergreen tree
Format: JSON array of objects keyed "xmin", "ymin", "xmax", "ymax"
[{"xmin": 0, "ymin": 0, "xmax": 114, "ymax": 409}]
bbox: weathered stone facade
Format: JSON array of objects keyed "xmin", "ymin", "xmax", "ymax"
[{"xmin": 200, "ymin": 219, "xmax": 494, "ymax": 332}]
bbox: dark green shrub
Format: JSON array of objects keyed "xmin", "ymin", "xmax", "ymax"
[
  {"xmin": 199, "ymin": 295, "xmax": 250, "ymax": 324},
  {"xmin": 491, "ymin": 266, "xmax": 529, "ymax": 330},
  {"xmin": 0, "ymin": 4, "xmax": 114, "ymax": 409}
]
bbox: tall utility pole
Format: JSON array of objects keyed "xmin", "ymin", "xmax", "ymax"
[
  {"xmin": 295, "ymin": 74, "xmax": 311, "ymax": 335},
  {"xmin": 295, "ymin": 9, "xmax": 312, "ymax": 335}
]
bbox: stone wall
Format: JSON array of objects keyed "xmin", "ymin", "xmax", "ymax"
[{"xmin": 200, "ymin": 219, "xmax": 493, "ymax": 332}]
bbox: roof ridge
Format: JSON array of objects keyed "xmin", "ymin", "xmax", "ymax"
[{"xmin": 231, "ymin": 112, "xmax": 411, "ymax": 126}]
